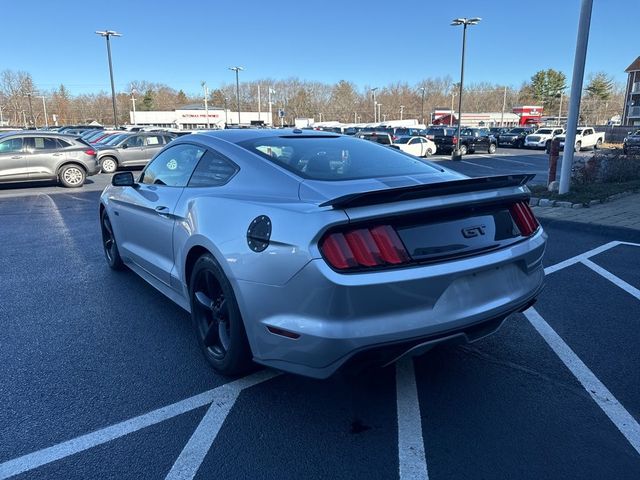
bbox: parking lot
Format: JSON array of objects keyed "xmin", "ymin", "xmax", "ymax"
[{"xmin": 1, "ymin": 147, "xmax": 639, "ymax": 480}]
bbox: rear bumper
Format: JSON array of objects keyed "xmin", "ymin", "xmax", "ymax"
[
  {"xmin": 87, "ymin": 162, "xmax": 101, "ymax": 176},
  {"xmin": 235, "ymin": 228, "xmax": 547, "ymax": 378}
]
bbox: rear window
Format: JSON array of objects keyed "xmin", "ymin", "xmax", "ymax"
[
  {"xmin": 238, "ymin": 135, "xmax": 438, "ymax": 181},
  {"xmin": 536, "ymin": 129, "xmax": 553, "ymax": 134}
]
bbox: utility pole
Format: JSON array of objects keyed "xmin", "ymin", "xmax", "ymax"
[
  {"xmin": 258, "ymin": 84, "xmax": 261, "ymax": 124},
  {"xmin": 500, "ymin": 86, "xmax": 507, "ymax": 127},
  {"xmin": 268, "ymin": 88, "xmax": 274, "ymax": 127},
  {"xmin": 354, "ymin": 111, "xmax": 357, "ymax": 123},
  {"xmin": 559, "ymin": 0, "xmax": 593, "ymax": 195},
  {"xmin": 0, "ymin": 105, "xmax": 3, "ymax": 126},
  {"xmin": 201, "ymin": 81, "xmax": 210, "ymax": 128},
  {"xmin": 24, "ymin": 93, "xmax": 35, "ymax": 127},
  {"xmin": 377, "ymin": 103, "xmax": 382, "ymax": 123},
  {"xmin": 450, "ymin": 91, "xmax": 456, "ymax": 127},
  {"xmin": 130, "ymin": 90, "xmax": 137, "ymax": 126},
  {"xmin": 400, "ymin": 105, "xmax": 404, "ymax": 120},
  {"xmin": 419, "ymin": 87, "xmax": 426, "ymax": 124},
  {"xmin": 558, "ymin": 92, "xmax": 564, "ymax": 125},
  {"xmin": 371, "ymin": 87, "xmax": 378, "ymax": 122},
  {"xmin": 229, "ymin": 66, "xmax": 243, "ymax": 125},
  {"xmin": 95, "ymin": 30, "xmax": 122, "ymax": 128}
]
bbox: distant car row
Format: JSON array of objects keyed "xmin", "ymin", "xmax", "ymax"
[{"xmin": 0, "ymin": 127, "xmax": 179, "ymax": 188}]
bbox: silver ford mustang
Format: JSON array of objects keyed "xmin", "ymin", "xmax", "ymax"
[{"xmin": 99, "ymin": 129, "xmax": 546, "ymax": 378}]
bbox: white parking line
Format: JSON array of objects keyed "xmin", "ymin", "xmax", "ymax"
[
  {"xmin": 524, "ymin": 308, "xmax": 640, "ymax": 456},
  {"xmin": 0, "ymin": 370, "xmax": 278, "ymax": 480},
  {"xmin": 544, "ymin": 241, "xmax": 623, "ymax": 275},
  {"xmin": 491, "ymin": 157, "xmax": 537, "ymax": 167},
  {"xmin": 581, "ymin": 258, "xmax": 640, "ymax": 301},
  {"xmin": 396, "ymin": 358, "xmax": 429, "ymax": 480},
  {"xmin": 460, "ymin": 160, "xmax": 494, "ymax": 169},
  {"xmin": 164, "ymin": 389, "xmax": 240, "ymax": 480}
]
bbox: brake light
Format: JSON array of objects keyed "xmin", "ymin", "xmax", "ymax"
[
  {"xmin": 392, "ymin": 135, "xmax": 398, "ymax": 141},
  {"xmin": 509, "ymin": 201, "xmax": 539, "ymax": 236},
  {"xmin": 452, "ymin": 137, "xmax": 458, "ymax": 144},
  {"xmin": 84, "ymin": 149, "xmax": 96, "ymax": 156},
  {"xmin": 320, "ymin": 225, "xmax": 410, "ymax": 271}
]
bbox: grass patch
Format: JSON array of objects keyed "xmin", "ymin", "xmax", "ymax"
[{"xmin": 530, "ymin": 180, "xmax": 640, "ymax": 204}]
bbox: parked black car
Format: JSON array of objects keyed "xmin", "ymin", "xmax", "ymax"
[
  {"xmin": 489, "ymin": 127, "xmax": 511, "ymax": 138},
  {"xmin": 431, "ymin": 127, "xmax": 497, "ymax": 155},
  {"xmin": 623, "ymin": 129, "xmax": 640, "ymax": 154},
  {"xmin": 497, "ymin": 127, "xmax": 534, "ymax": 148}
]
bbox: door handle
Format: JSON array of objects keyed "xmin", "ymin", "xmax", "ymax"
[
  {"xmin": 155, "ymin": 206, "xmax": 171, "ymax": 218},
  {"xmin": 53, "ymin": 153, "xmax": 63, "ymax": 157},
  {"xmin": 11, "ymin": 156, "xmax": 23, "ymax": 159}
]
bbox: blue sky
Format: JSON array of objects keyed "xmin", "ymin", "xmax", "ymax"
[{"xmin": 2, "ymin": 0, "xmax": 637, "ymax": 95}]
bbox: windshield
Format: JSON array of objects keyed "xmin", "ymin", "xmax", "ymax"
[
  {"xmin": 536, "ymin": 129, "xmax": 552, "ymax": 134},
  {"xmin": 460, "ymin": 128, "xmax": 476, "ymax": 136},
  {"xmin": 394, "ymin": 137, "xmax": 411, "ymax": 144},
  {"xmin": 238, "ymin": 135, "xmax": 438, "ymax": 181},
  {"xmin": 509, "ymin": 128, "xmax": 526, "ymax": 134}
]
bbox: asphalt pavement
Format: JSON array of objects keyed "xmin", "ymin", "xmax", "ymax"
[{"xmin": 0, "ymin": 148, "xmax": 639, "ymax": 479}]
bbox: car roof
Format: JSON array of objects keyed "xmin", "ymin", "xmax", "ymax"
[{"xmin": 196, "ymin": 128, "xmax": 341, "ymax": 145}]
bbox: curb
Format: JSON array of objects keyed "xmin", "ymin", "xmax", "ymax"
[{"xmin": 530, "ymin": 190, "xmax": 638, "ymax": 209}]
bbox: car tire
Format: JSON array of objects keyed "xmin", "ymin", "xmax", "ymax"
[
  {"xmin": 59, "ymin": 164, "xmax": 86, "ymax": 188},
  {"xmin": 575, "ymin": 141, "xmax": 582, "ymax": 152},
  {"xmin": 100, "ymin": 210, "xmax": 125, "ymax": 270},
  {"xmin": 426, "ymin": 148, "xmax": 434, "ymax": 156},
  {"xmin": 189, "ymin": 253, "xmax": 253, "ymax": 376},
  {"xmin": 595, "ymin": 139, "xmax": 602, "ymax": 150},
  {"xmin": 101, "ymin": 156, "xmax": 118, "ymax": 174},
  {"xmin": 488, "ymin": 143, "xmax": 496, "ymax": 154},
  {"xmin": 458, "ymin": 145, "xmax": 468, "ymax": 155}
]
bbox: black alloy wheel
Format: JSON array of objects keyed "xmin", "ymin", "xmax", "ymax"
[
  {"xmin": 101, "ymin": 211, "xmax": 124, "ymax": 270},
  {"xmin": 190, "ymin": 254, "xmax": 252, "ymax": 375}
]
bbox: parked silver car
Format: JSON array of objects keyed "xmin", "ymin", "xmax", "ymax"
[
  {"xmin": 0, "ymin": 132, "xmax": 100, "ymax": 188},
  {"xmin": 100, "ymin": 129, "xmax": 546, "ymax": 378},
  {"xmin": 96, "ymin": 132, "xmax": 176, "ymax": 173}
]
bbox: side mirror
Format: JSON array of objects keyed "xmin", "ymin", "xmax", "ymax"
[
  {"xmin": 112, "ymin": 171, "xmax": 136, "ymax": 187},
  {"xmin": 121, "ymin": 144, "xmax": 128, "ymax": 149}
]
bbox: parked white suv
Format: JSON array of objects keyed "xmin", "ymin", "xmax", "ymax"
[
  {"xmin": 557, "ymin": 127, "xmax": 605, "ymax": 151},
  {"xmin": 524, "ymin": 127, "xmax": 564, "ymax": 149}
]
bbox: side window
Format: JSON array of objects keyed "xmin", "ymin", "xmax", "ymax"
[
  {"xmin": 188, "ymin": 149, "xmax": 239, "ymax": 187},
  {"xmin": 32, "ymin": 137, "xmax": 59, "ymax": 150},
  {"xmin": 123, "ymin": 136, "xmax": 143, "ymax": 148},
  {"xmin": 140, "ymin": 144, "xmax": 206, "ymax": 187},
  {"xmin": 0, "ymin": 138, "xmax": 23, "ymax": 154},
  {"xmin": 145, "ymin": 135, "xmax": 162, "ymax": 146},
  {"xmin": 56, "ymin": 139, "xmax": 72, "ymax": 148},
  {"xmin": 163, "ymin": 135, "xmax": 175, "ymax": 145}
]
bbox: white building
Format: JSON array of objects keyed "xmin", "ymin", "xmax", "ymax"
[{"xmin": 130, "ymin": 104, "xmax": 272, "ymax": 130}]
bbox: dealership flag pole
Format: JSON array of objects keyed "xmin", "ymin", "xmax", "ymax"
[{"xmin": 559, "ymin": 0, "xmax": 593, "ymax": 194}]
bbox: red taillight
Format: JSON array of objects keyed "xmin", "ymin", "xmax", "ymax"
[
  {"xmin": 320, "ymin": 225, "xmax": 410, "ymax": 271},
  {"xmin": 320, "ymin": 233, "xmax": 358, "ymax": 269},
  {"xmin": 452, "ymin": 136, "xmax": 458, "ymax": 144},
  {"xmin": 84, "ymin": 149, "xmax": 96, "ymax": 156},
  {"xmin": 392, "ymin": 135, "xmax": 398, "ymax": 141},
  {"xmin": 510, "ymin": 201, "xmax": 539, "ymax": 237}
]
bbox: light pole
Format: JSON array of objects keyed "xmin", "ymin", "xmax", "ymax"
[
  {"xmin": 370, "ymin": 87, "xmax": 378, "ymax": 122},
  {"xmin": 24, "ymin": 93, "xmax": 35, "ymax": 127},
  {"xmin": 400, "ymin": 105, "xmax": 404, "ymax": 121},
  {"xmin": 130, "ymin": 89, "xmax": 137, "ymax": 126},
  {"xmin": 377, "ymin": 103, "xmax": 382, "ymax": 123},
  {"xmin": 201, "ymin": 81, "xmax": 210, "ymax": 128},
  {"xmin": 0, "ymin": 105, "xmax": 3, "ymax": 126},
  {"xmin": 449, "ymin": 89, "xmax": 457, "ymax": 127},
  {"xmin": 557, "ymin": 90, "xmax": 565, "ymax": 125},
  {"xmin": 229, "ymin": 66, "xmax": 243, "ymax": 125},
  {"xmin": 419, "ymin": 87, "xmax": 426, "ymax": 124},
  {"xmin": 95, "ymin": 30, "xmax": 122, "ymax": 128},
  {"xmin": 450, "ymin": 17, "xmax": 481, "ymax": 160},
  {"xmin": 37, "ymin": 96, "xmax": 48, "ymax": 128},
  {"xmin": 268, "ymin": 88, "xmax": 274, "ymax": 127}
]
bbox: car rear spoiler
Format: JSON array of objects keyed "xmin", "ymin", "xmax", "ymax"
[{"xmin": 319, "ymin": 174, "xmax": 535, "ymax": 209}]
